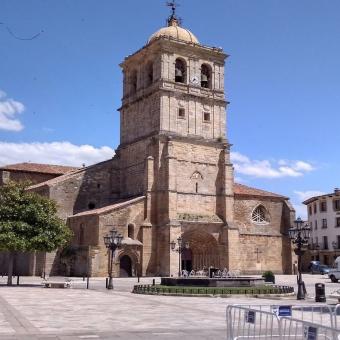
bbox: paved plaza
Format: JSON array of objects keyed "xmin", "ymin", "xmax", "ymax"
[{"xmin": 0, "ymin": 274, "xmax": 339, "ymax": 339}]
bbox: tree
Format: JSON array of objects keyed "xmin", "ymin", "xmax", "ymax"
[{"xmin": 0, "ymin": 181, "xmax": 72, "ymax": 285}]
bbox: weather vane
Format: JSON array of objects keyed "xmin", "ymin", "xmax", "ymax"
[
  {"xmin": 166, "ymin": 1, "xmax": 179, "ymax": 17},
  {"xmin": 166, "ymin": 1, "xmax": 182, "ymax": 25}
]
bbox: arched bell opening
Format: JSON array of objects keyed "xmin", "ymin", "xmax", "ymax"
[
  {"xmin": 201, "ymin": 63, "xmax": 212, "ymax": 89},
  {"xmin": 175, "ymin": 58, "xmax": 186, "ymax": 83}
]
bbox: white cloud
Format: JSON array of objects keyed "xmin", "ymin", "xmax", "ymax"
[
  {"xmin": 0, "ymin": 141, "xmax": 115, "ymax": 167},
  {"xmin": 231, "ymin": 152, "xmax": 315, "ymax": 179},
  {"xmin": 294, "ymin": 190, "xmax": 326, "ymax": 202},
  {"xmin": 292, "ymin": 203, "xmax": 308, "ymax": 220},
  {"xmin": 294, "ymin": 161, "xmax": 314, "ymax": 172},
  {"xmin": 0, "ymin": 90, "xmax": 25, "ymax": 131}
]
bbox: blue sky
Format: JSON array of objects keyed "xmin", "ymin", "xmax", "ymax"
[{"xmin": 1, "ymin": 0, "xmax": 339, "ymax": 217}]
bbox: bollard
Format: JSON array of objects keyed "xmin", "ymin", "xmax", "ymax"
[
  {"xmin": 16, "ymin": 276, "xmax": 20, "ymax": 285},
  {"xmin": 152, "ymin": 279, "xmax": 155, "ymax": 286},
  {"xmin": 315, "ymin": 283, "xmax": 326, "ymax": 302},
  {"xmin": 86, "ymin": 276, "xmax": 89, "ymax": 289},
  {"xmin": 106, "ymin": 277, "xmax": 108, "ymax": 289}
]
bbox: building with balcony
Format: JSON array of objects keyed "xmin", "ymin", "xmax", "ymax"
[{"xmin": 304, "ymin": 188, "xmax": 340, "ymax": 265}]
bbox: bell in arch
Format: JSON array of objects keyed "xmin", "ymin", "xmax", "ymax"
[
  {"xmin": 201, "ymin": 73, "xmax": 209, "ymax": 88},
  {"xmin": 175, "ymin": 68, "xmax": 183, "ymax": 77},
  {"xmin": 201, "ymin": 74, "xmax": 208, "ymax": 82},
  {"xmin": 175, "ymin": 67, "xmax": 184, "ymax": 82}
]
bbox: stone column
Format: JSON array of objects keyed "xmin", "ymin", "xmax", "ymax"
[
  {"xmin": 144, "ymin": 155, "xmax": 154, "ymax": 222},
  {"xmin": 44, "ymin": 251, "xmax": 58, "ymax": 276},
  {"xmin": 141, "ymin": 222, "xmax": 152, "ymax": 276},
  {"xmin": 227, "ymin": 228, "xmax": 241, "ymax": 272},
  {"xmin": 169, "ymin": 221, "xmax": 181, "ymax": 277},
  {"xmin": 224, "ymin": 145, "xmax": 234, "ymax": 223},
  {"xmin": 28, "ymin": 251, "xmax": 37, "ymax": 276},
  {"xmin": 217, "ymin": 144, "xmax": 234, "ymax": 224},
  {"xmin": 166, "ymin": 137, "xmax": 177, "ymax": 223}
]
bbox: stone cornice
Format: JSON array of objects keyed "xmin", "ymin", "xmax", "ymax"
[
  {"xmin": 121, "ymin": 36, "xmax": 228, "ymax": 67},
  {"xmin": 116, "ymin": 130, "xmax": 231, "ymax": 151},
  {"xmin": 119, "ymin": 79, "xmax": 228, "ymax": 110}
]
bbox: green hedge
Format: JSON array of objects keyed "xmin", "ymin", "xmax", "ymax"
[{"xmin": 132, "ymin": 284, "xmax": 294, "ymax": 296}]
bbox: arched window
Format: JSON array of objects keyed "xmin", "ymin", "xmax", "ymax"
[
  {"xmin": 175, "ymin": 58, "xmax": 186, "ymax": 83},
  {"xmin": 130, "ymin": 70, "xmax": 137, "ymax": 94},
  {"xmin": 128, "ymin": 223, "xmax": 134, "ymax": 239},
  {"xmin": 146, "ymin": 62, "xmax": 153, "ymax": 87},
  {"xmin": 251, "ymin": 205, "xmax": 269, "ymax": 224},
  {"xmin": 201, "ymin": 64, "xmax": 212, "ymax": 88}
]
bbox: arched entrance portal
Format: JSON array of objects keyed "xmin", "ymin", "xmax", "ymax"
[
  {"xmin": 182, "ymin": 230, "xmax": 220, "ymax": 270},
  {"xmin": 119, "ymin": 255, "xmax": 132, "ymax": 277},
  {"xmin": 181, "ymin": 248, "xmax": 192, "ymax": 272}
]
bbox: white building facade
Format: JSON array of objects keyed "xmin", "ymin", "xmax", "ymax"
[{"xmin": 304, "ymin": 188, "xmax": 340, "ymax": 265}]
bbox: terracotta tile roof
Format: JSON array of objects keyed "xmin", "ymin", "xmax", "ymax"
[
  {"xmin": 28, "ymin": 159, "xmax": 112, "ymax": 190},
  {"xmin": 0, "ymin": 162, "xmax": 79, "ymax": 175},
  {"xmin": 70, "ymin": 196, "xmax": 146, "ymax": 217},
  {"xmin": 234, "ymin": 183, "xmax": 287, "ymax": 199}
]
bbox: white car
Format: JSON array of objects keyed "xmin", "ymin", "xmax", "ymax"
[{"xmin": 328, "ymin": 256, "xmax": 340, "ymax": 283}]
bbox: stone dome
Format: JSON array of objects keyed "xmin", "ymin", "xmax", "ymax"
[{"xmin": 148, "ymin": 17, "xmax": 199, "ymax": 44}]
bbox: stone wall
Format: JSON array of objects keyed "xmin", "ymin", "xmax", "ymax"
[
  {"xmin": 44, "ymin": 159, "xmax": 116, "ymax": 220},
  {"xmin": 0, "ymin": 170, "xmax": 57, "ymax": 186},
  {"xmin": 232, "ymin": 196, "xmax": 294, "ymax": 274},
  {"xmin": 238, "ymin": 234, "xmax": 284, "ymax": 274},
  {"xmin": 120, "ymin": 92, "xmax": 160, "ymax": 144},
  {"xmin": 117, "ymin": 138, "xmax": 152, "ymax": 198},
  {"xmin": 160, "ymin": 93, "xmax": 226, "ymax": 140},
  {"xmin": 234, "ymin": 196, "xmax": 284, "ymax": 235},
  {"xmin": 68, "ymin": 197, "xmax": 146, "ymax": 276}
]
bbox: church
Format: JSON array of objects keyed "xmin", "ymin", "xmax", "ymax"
[{"xmin": 24, "ymin": 10, "xmax": 295, "ymax": 277}]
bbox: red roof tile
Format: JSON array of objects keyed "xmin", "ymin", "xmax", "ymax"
[
  {"xmin": 70, "ymin": 196, "xmax": 145, "ymax": 217},
  {"xmin": 0, "ymin": 162, "xmax": 79, "ymax": 175},
  {"xmin": 234, "ymin": 183, "xmax": 287, "ymax": 199}
]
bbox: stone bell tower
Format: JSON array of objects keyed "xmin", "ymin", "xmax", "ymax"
[{"xmin": 117, "ymin": 8, "xmax": 236, "ymax": 276}]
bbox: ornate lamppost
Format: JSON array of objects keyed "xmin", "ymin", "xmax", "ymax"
[
  {"xmin": 103, "ymin": 228, "xmax": 123, "ymax": 289},
  {"xmin": 170, "ymin": 236, "xmax": 189, "ymax": 277},
  {"xmin": 288, "ymin": 217, "xmax": 311, "ymax": 300}
]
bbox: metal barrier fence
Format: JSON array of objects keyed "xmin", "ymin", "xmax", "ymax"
[
  {"xmin": 227, "ymin": 305, "xmax": 281, "ymax": 339},
  {"xmin": 280, "ymin": 317, "xmax": 337, "ymax": 340},
  {"xmin": 226, "ymin": 304, "xmax": 340, "ymax": 339},
  {"xmin": 334, "ymin": 305, "xmax": 340, "ymax": 330}
]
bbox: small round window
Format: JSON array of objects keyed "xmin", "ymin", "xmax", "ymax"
[{"xmin": 252, "ymin": 205, "xmax": 269, "ymax": 224}]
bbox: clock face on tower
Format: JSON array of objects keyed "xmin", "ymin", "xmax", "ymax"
[{"xmin": 191, "ymin": 75, "xmax": 199, "ymax": 85}]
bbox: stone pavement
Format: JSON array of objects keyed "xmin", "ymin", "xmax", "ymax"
[{"xmin": 0, "ymin": 274, "xmax": 339, "ymax": 339}]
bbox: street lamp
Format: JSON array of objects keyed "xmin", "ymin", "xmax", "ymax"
[
  {"xmin": 170, "ymin": 236, "xmax": 189, "ymax": 277},
  {"xmin": 288, "ymin": 217, "xmax": 311, "ymax": 300},
  {"xmin": 103, "ymin": 228, "xmax": 123, "ymax": 289}
]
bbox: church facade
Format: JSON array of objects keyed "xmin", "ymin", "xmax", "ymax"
[{"xmin": 29, "ymin": 14, "xmax": 295, "ymax": 277}]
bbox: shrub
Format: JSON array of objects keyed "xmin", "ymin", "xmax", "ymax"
[{"xmin": 262, "ymin": 271, "xmax": 275, "ymax": 283}]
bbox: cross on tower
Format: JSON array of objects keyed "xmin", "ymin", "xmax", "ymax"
[
  {"xmin": 254, "ymin": 248, "xmax": 262, "ymax": 263},
  {"xmin": 166, "ymin": 1, "xmax": 180, "ymax": 17}
]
